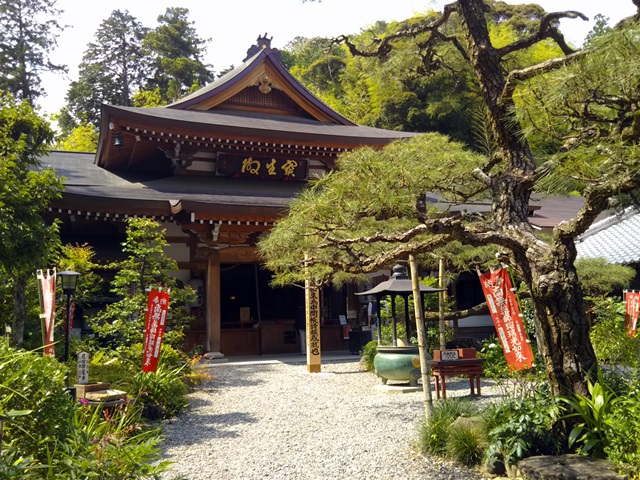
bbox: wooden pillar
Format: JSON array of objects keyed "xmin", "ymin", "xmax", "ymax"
[{"xmin": 206, "ymin": 249, "xmax": 224, "ymax": 358}]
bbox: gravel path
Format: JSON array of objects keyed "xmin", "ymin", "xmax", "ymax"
[{"xmin": 158, "ymin": 358, "xmax": 500, "ymax": 480}]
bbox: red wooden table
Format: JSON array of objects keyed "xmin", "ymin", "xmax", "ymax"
[
  {"xmin": 430, "ymin": 358, "xmax": 485, "ymax": 399},
  {"xmin": 430, "ymin": 349, "xmax": 485, "ymax": 399}
]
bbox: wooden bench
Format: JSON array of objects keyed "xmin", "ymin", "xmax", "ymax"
[{"xmin": 431, "ymin": 349, "xmax": 485, "ymax": 399}]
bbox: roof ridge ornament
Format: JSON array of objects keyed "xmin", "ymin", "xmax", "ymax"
[
  {"xmin": 257, "ymin": 75, "xmax": 273, "ymax": 94},
  {"xmin": 243, "ymin": 33, "xmax": 273, "ymax": 62}
]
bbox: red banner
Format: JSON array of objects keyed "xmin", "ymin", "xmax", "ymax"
[
  {"xmin": 142, "ymin": 289, "xmax": 170, "ymax": 373},
  {"xmin": 37, "ymin": 269, "xmax": 56, "ymax": 356},
  {"xmin": 624, "ymin": 290, "xmax": 640, "ymax": 338},
  {"xmin": 479, "ymin": 268, "xmax": 534, "ymax": 370}
]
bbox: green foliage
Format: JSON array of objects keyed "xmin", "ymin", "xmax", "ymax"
[
  {"xmin": 0, "ymin": 340, "xmax": 181, "ymax": 478},
  {"xmin": 519, "ymin": 20, "xmax": 640, "ymax": 195},
  {"xmin": 0, "ymin": 0, "xmax": 66, "ymax": 103},
  {"xmin": 130, "ymin": 363, "xmax": 189, "ymax": 420},
  {"xmin": 589, "ymin": 297, "xmax": 640, "ymax": 368},
  {"xmin": 445, "ymin": 418, "xmax": 486, "ymax": 466},
  {"xmin": 605, "ymin": 375, "xmax": 640, "ymax": 477},
  {"xmin": 49, "ymin": 401, "xmax": 169, "ymax": 479},
  {"xmin": 0, "ymin": 339, "xmax": 75, "ymax": 466},
  {"xmin": 55, "ymin": 123, "xmax": 98, "ymax": 152},
  {"xmin": 91, "ymin": 218, "xmax": 195, "ymax": 350},
  {"xmin": 478, "ymin": 337, "xmax": 510, "ymax": 378},
  {"xmin": 259, "ymin": 133, "xmax": 486, "ymax": 285},
  {"xmin": 359, "ymin": 340, "xmax": 377, "ymax": 372},
  {"xmin": 419, "ymin": 398, "xmax": 479, "ymax": 455},
  {"xmin": 576, "ymin": 258, "xmax": 635, "ymax": 298},
  {"xmin": 62, "ymin": 10, "xmax": 149, "ymax": 130},
  {"xmin": 0, "ymin": 91, "xmax": 63, "ymax": 345},
  {"xmin": 142, "ymin": 7, "xmax": 213, "ymax": 104},
  {"xmin": 559, "ymin": 370, "xmax": 620, "ymax": 457},
  {"xmin": 483, "ymin": 394, "xmax": 563, "ymax": 469}
]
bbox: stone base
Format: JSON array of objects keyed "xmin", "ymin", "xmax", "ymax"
[
  {"xmin": 373, "ymin": 383, "xmax": 422, "ymax": 394},
  {"xmin": 204, "ymin": 351, "xmax": 225, "ymax": 360},
  {"xmin": 517, "ymin": 454, "xmax": 627, "ymax": 480}
]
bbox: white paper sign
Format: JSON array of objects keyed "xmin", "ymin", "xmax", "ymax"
[{"xmin": 441, "ymin": 350, "xmax": 459, "ymax": 361}]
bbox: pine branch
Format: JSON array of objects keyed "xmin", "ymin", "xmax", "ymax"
[
  {"xmin": 333, "ymin": 3, "xmax": 468, "ymax": 61},
  {"xmin": 497, "ymin": 10, "xmax": 588, "ymax": 57},
  {"xmin": 500, "ymin": 51, "xmax": 585, "ymax": 106}
]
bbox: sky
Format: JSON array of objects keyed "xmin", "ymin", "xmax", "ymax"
[{"xmin": 37, "ymin": 0, "xmax": 638, "ymax": 116}]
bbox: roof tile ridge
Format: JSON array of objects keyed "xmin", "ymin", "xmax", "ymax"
[{"xmin": 578, "ymin": 205, "xmax": 638, "ymax": 240}]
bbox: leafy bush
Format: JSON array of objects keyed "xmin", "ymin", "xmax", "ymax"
[
  {"xmin": 66, "ymin": 343, "xmax": 194, "ymax": 420},
  {"xmin": 559, "ymin": 371, "xmax": 620, "ymax": 458},
  {"xmin": 47, "ymin": 400, "xmax": 169, "ymax": 478},
  {"xmin": 483, "ymin": 394, "xmax": 563, "ymax": 471},
  {"xmin": 478, "ymin": 335, "xmax": 546, "ymax": 397},
  {"xmin": 419, "ymin": 398, "xmax": 479, "ymax": 455},
  {"xmin": 478, "ymin": 337, "xmax": 510, "ymax": 378},
  {"xmin": 360, "ymin": 340, "xmax": 377, "ymax": 372},
  {"xmin": 130, "ymin": 364, "xmax": 190, "ymax": 420},
  {"xmin": 0, "ymin": 340, "xmax": 170, "ymax": 478},
  {"xmin": 0, "ymin": 340, "xmax": 75, "ymax": 465},
  {"xmin": 605, "ymin": 375, "xmax": 640, "ymax": 477},
  {"xmin": 590, "ymin": 297, "xmax": 640, "ymax": 368}
]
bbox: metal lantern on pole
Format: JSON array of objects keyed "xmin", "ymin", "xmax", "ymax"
[{"xmin": 58, "ymin": 270, "xmax": 81, "ymax": 364}]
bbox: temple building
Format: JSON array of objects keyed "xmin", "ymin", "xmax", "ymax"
[{"xmin": 44, "ymin": 36, "xmax": 417, "ymax": 357}]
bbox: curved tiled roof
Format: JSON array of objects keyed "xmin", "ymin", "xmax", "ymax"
[
  {"xmin": 103, "ymin": 105, "xmax": 416, "ymax": 145},
  {"xmin": 576, "ymin": 207, "xmax": 640, "ymax": 264}
]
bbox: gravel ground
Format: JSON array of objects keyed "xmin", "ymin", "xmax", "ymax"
[{"xmin": 158, "ymin": 357, "xmax": 503, "ymax": 480}]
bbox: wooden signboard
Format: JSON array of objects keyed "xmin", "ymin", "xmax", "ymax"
[{"xmin": 305, "ymin": 280, "xmax": 321, "ymax": 373}]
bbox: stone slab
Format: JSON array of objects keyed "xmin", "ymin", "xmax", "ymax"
[
  {"xmin": 373, "ymin": 384, "xmax": 422, "ymax": 393},
  {"xmin": 517, "ymin": 454, "xmax": 628, "ymax": 480}
]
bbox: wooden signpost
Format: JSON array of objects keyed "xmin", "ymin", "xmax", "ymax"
[{"xmin": 305, "ymin": 280, "xmax": 321, "ymax": 373}]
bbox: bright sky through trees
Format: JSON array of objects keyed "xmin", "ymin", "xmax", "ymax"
[{"xmin": 37, "ymin": 0, "xmax": 636, "ymax": 115}]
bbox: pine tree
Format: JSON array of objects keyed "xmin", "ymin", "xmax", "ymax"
[
  {"xmin": 0, "ymin": 0, "xmax": 66, "ymax": 104},
  {"xmin": 63, "ymin": 10, "xmax": 149, "ymax": 129},
  {"xmin": 142, "ymin": 7, "xmax": 213, "ymax": 103}
]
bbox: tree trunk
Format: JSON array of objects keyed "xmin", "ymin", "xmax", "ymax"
[
  {"xmin": 522, "ymin": 240, "xmax": 597, "ymax": 396},
  {"xmin": 457, "ymin": 0, "xmax": 597, "ymax": 396},
  {"xmin": 11, "ymin": 274, "xmax": 27, "ymax": 346}
]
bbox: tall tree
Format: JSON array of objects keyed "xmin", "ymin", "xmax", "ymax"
[
  {"xmin": 264, "ymin": 1, "xmax": 640, "ymax": 397},
  {"xmin": 91, "ymin": 218, "xmax": 195, "ymax": 350},
  {"xmin": 0, "ymin": 0, "xmax": 66, "ymax": 105},
  {"xmin": 0, "ymin": 92, "xmax": 63, "ymax": 345},
  {"xmin": 286, "ymin": 3, "xmax": 562, "ymax": 147},
  {"xmin": 62, "ymin": 10, "xmax": 149, "ymax": 130},
  {"xmin": 142, "ymin": 7, "xmax": 213, "ymax": 104}
]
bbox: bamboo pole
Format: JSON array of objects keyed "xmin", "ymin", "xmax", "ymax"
[{"xmin": 409, "ymin": 254, "xmax": 433, "ymax": 421}]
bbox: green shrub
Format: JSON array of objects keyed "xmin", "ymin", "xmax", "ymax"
[
  {"xmin": 590, "ymin": 297, "xmax": 640, "ymax": 368},
  {"xmin": 483, "ymin": 394, "xmax": 563, "ymax": 471},
  {"xmin": 559, "ymin": 371, "xmax": 620, "ymax": 458},
  {"xmin": 0, "ymin": 340, "xmax": 173, "ymax": 478},
  {"xmin": 0, "ymin": 340, "xmax": 75, "ymax": 465},
  {"xmin": 605, "ymin": 376, "xmax": 640, "ymax": 477},
  {"xmin": 419, "ymin": 398, "xmax": 479, "ymax": 455},
  {"xmin": 360, "ymin": 340, "xmax": 377, "ymax": 372},
  {"xmin": 47, "ymin": 400, "xmax": 169, "ymax": 478},
  {"xmin": 445, "ymin": 417, "xmax": 486, "ymax": 466},
  {"xmin": 478, "ymin": 337, "xmax": 510, "ymax": 378},
  {"xmin": 130, "ymin": 363, "xmax": 189, "ymax": 420}
]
